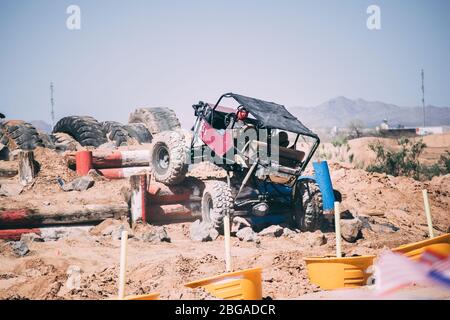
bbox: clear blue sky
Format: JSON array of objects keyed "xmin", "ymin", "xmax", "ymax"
[{"xmin": 1, "ymin": 0, "xmax": 449, "ymax": 128}]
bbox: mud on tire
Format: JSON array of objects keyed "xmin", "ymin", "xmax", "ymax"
[
  {"xmin": 37, "ymin": 131, "xmax": 55, "ymax": 149},
  {"xmin": 124, "ymin": 123, "xmax": 152, "ymax": 144},
  {"xmin": 150, "ymin": 130, "xmax": 188, "ymax": 185},
  {"xmin": 102, "ymin": 121, "xmax": 133, "ymax": 147},
  {"xmin": 129, "ymin": 107, "xmax": 181, "ymax": 135},
  {"xmin": 201, "ymin": 180, "xmax": 234, "ymax": 231},
  {"xmin": 293, "ymin": 178, "xmax": 323, "ymax": 232},
  {"xmin": 53, "ymin": 116, "xmax": 107, "ymax": 147},
  {"xmin": 0, "ymin": 121, "xmax": 44, "ymax": 151},
  {"xmin": 52, "ymin": 132, "xmax": 82, "ymax": 151}
]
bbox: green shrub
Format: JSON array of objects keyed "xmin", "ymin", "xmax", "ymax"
[
  {"xmin": 440, "ymin": 151, "xmax": 450, "ymax": 173},
  {"xmin": 366, "ymin": 139, "xmax": 449, "ymax": 180},
  {"xmin": 331, "ymin": 135, "xmax": 348, "ymax": 147}
]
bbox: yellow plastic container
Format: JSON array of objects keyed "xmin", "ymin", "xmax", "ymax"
[
  {"xmin": 304, "ymin": 255, "xmax": 375, "ymax": 290},
  {"xmin": 124, "ymin": 292, "xmax": 160, "ymax": 300},
  {"xmin": 392, "ymin": 233, "xmax": 450, "ymax": 260},
  {"xmin": 185, "ymin": 267, "xmax": 262, "ymax": 300}
]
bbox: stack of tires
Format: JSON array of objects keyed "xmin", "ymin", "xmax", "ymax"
[
  {"xmin": 52, "ymin": 115, "xmax": 153, "ymax": 150},
  {"xmin": 0, "ymin": 120, "xmax": 50, "ymax": 151}
]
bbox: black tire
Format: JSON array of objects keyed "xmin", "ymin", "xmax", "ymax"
[
  {"xmin": 123, "ymin": 123, "xmax": 152, "ymax": 143},
  {"xmin": 129, "ymin": 107, "xmax": 181, "ymax": 135},
  {"xmin": 201, "ymin": 180, "xmax": 234, "ymax": 231},
  {"xmin": 0, "ymin": 121, "xmax": 44, "ymax": 151},
  {"xmin": 37, "ymin": 131, "xmax": 55, "ymax": 149},
  {"xmin": 53, "ymin": 116, "xmax": 107, "ymax": 147},
  {"xmin": 293, "ymin": 179, "xmax": 323, "ymax": 232},
  {"xmin": 52, "ymin": 132, "xmax": 81, "ymax": 151},
  {"xmin": 102, "ymin": 121, "xmax": 132, "ymax": 147},
  {"xmin": 150, "ymin": 130, "xmax": 188, "ymax": 185}
]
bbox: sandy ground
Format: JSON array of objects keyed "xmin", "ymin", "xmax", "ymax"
[{"xmin": 0, "ymin": 138, "xmax": 449, "ymax": 300}]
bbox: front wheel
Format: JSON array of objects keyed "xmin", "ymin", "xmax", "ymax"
[
  {"xmin": 292, "ymin": 179, "xmax": 323, "ymax": 232},
  {"xmin": 201, "ymin": 180, "xmax": 234, "ymax": 231}
]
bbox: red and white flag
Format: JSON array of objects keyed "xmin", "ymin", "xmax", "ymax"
[{"xmin": 374, "ymin": 249, "xmax": 450, "ymax": 296}]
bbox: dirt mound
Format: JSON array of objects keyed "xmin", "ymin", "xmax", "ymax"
[
  {"xmin": 0, "ymin": 148, "xmax": 128, "ymax": 212},
  {"xmin": 330, "ymin": 162, "xmax": 450, "ymax": 234}
]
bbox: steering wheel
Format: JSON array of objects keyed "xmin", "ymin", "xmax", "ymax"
[{"xmin": 224, "ymin": 112, "xmax": 236, "ymax": 128}]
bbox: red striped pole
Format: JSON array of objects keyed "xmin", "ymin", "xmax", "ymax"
[
  {"xmin": 147, "ymin": 184, "xmax": 192, "ymax": 204},
  {"xmin": 98, "ymin": 167, "xmax": 151, "ymax": 179},
  {"xmin": 92, "ymin": 150, "xmax": 150, "ymax": 169},
  {"xmin": 0, "ymin": 228, "xmax": 41, "ymax": 241},
  {"xmin": 0, "ymin": 209, "xmax": 33, "ymax": 226},
  {"xmin": 75, "ymin": 150, "xmax": 93, "ymax": 176},
  {"xmin": 140, "ymin": 175, "xmax": 147, "ymax": 222},
  {"xmin": 147, "ymin": 203, "xmax": 201, "ymax": 222}
]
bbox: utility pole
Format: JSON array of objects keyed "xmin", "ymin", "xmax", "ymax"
[
  {"xmin": 421, "ymin": 69, "xmax": 426, "ymax": 127},
  {"xmin": 50, "ymin": 82, "xmax": 55, "ymax": 128}
]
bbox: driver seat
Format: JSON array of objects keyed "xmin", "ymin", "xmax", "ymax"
[{"xmin": 248, "ymin": 140, "xmax": 305, "ymax": 168}]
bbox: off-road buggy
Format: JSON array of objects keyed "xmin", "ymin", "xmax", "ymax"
[{"xmin": 149, "ymin": 93, "xmax": 323, "ymax": 232}]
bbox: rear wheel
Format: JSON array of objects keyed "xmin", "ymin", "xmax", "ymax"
[
  {"xmin": 201, "ymin": 180, "xmax": 234, "ymax": 231},
  {"xmin": 292, "ymin": 179, "xmax": 323, "ymax": 232},
  {"xmin": 150, "ymin": 130, "xmax": 188, "ymax": 185}
]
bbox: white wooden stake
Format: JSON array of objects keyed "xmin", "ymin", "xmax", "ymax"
[
  {"xmin": 224, "ymin": 213, "xmax": 232, "ymax": 272},
  {"xmin": 118, "ymin": 230, "xmax": 128, "ymax": 300},
  {"xmin": 422, "ymin": 189, "xmax": 434, "ymax": 238},
  {"xmin": 334, "ymin": 201, "xmax": 342, "ymax": 258}
]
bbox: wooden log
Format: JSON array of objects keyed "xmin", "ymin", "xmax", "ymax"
[
  {"xmin": 334, "ymin": 201, "xmax": 342, "ymax": 258},
  {"xmin": 0, "ymin": 204, "xmax": 128, "ymax": 229},
  {"xmin": 18, "ymin": 151, "xmax": 37, "ymax": 186},
  {"xmin": 422, "ymin": 189, "xmax": 435, "ymax": 238},
  {"xmin": 0, "ymin": 161, "xmax": 18, "ymax": 178},
  {"xmin": 224, "ymin": 213, "xmax": 232, "ymax": 272},
  {"xmin": 130, "ymin": 174, "xmax": 148, "ymax": 223}
]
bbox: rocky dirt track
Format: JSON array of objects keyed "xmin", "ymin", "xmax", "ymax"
[{"xmin": 0, "ymin": 145, "xmax": 449, "ymax": 300}]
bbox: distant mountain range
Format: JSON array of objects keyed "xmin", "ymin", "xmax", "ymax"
[
  {"xmin": 27, "ymin": 97, "xmax": 450, "ymax": 132},
  {"xmin": 289, "ymin": 96, "xmax": 450, "ymax": 129}
]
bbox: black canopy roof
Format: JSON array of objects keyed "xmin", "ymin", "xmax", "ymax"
[{"xmin": 227, "ymin": 93, "xmax": 318, "ymax": 138}]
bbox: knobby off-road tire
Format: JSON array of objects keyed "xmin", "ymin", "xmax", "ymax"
[
  {"xmin": 129, "ymin": 107, "xmax": 181, "ymax": 135},
  {"xmin": 0, "ymin": 121, "xmax": 44, "ymax": 151},
  {"xmin": 150, "ymin": 130, "xmax": 188, "ymax": 185},
  {"xmin": 102, "ymin": 121, "xmax": 132, "ymax": 147},
  {"xmin": 102, "ymin": 122, "xmax": 153, "ymax": 146},
  {"xmin": 124, "ymin": 123, "xmax": 152, "ymax": 143},
  {"xmin": 52, "ymin": 132, "xmax": 82, "ymax": 151},
  {"xmin": 53, "ymin": 116, "xmax": 107, "ymax": 147},
  {"xmin": 37, "ymin": 131, "xmax": 55, "ymax": 149},
  {"xmin": 293, "ymin": 179, "xmax": 323, "ymax": 232},
  {"xmin": 201, "ymin": 180, "xmax": 234, "ymax": 231}
]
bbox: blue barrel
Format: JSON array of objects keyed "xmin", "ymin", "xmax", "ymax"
[{"xmin": 313, "ymin": 161, "xmax": 335, "ymax": 211}]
